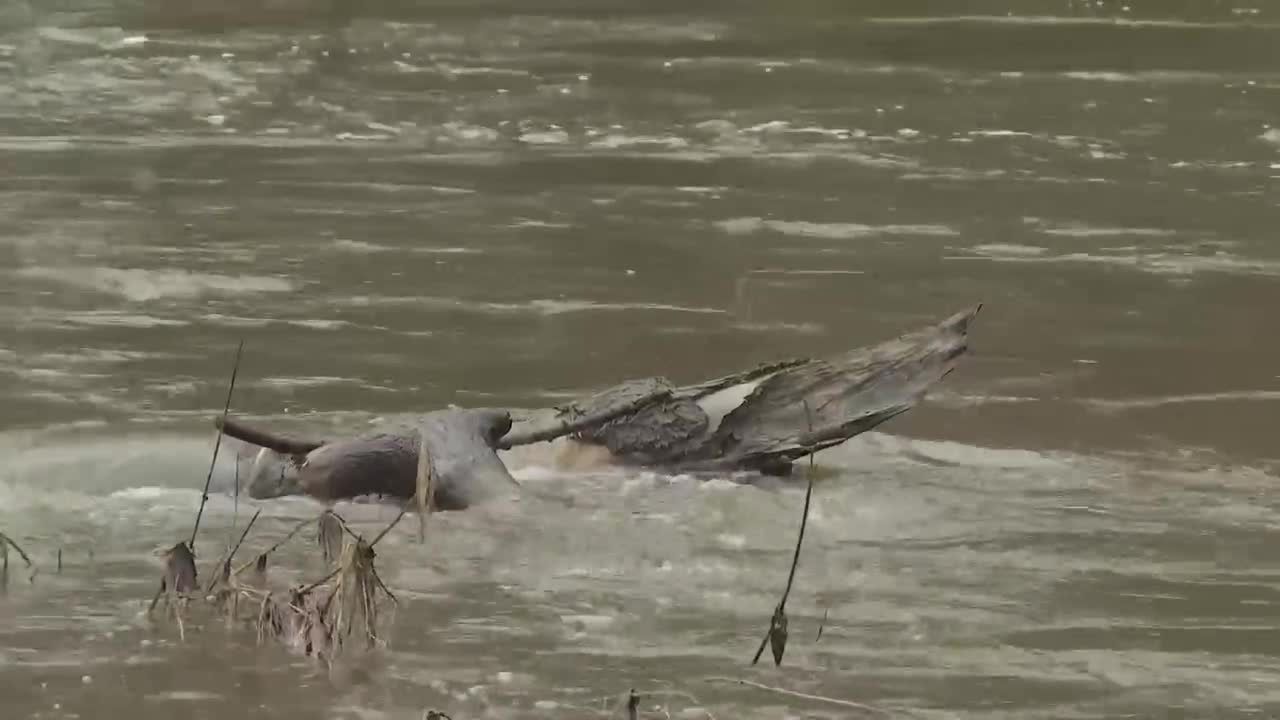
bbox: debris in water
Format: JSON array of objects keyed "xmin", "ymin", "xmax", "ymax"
[
  {"xmin": 189, "ymin": 339, "xmax": 244, "ymax": 551},
  {"xmin": 415, "ymin": 428, "xmax": 436, "ymax": 543},
  {"xmin": 318, "ymin": 511, "xmax": 345, "ymax": 567},
  {"xmin": 149, "ymin": 542, "xmax": 199, "ymax": 640},
  {"xmin": 750, "ymin": 399, "xmax": 817, "ymax": 667},
  {"xmin": 0, "ymin": 530, "xmax": 35, "ymax": 588}
]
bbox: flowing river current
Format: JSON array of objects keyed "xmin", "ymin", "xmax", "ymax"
[{"xmin": 2, "ymin": 1, "xmax": 1279, "ymax": 718}]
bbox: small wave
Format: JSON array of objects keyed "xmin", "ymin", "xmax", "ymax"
[
  {"xmin": 970, "ymin": 243, "xmax": 1049, "ymax": 257},
  {"xmin": 1085, "ymin": 391, "xmax": 1280, "ymax": 411},
  {"xmin": 1063, "ymin": 70, "xmax": 1227, "ymax": 84},
  {"xmin": 18, "ymin": 266, "xmax": 293, "ymax": 302},
  {"xmin": 586, "ymin": 133, "xmax": 690, "ymax": 150},
  {"xmin": 334, "ymin": 295, "xmax": 725, "ymax": 316},
  {"xmin": 286, "ymin": 319, "xmax": 350, "ymax": 330},
  {"xmin": 729, "ymin": 321, "xmax": 825, "ymax": 335},
  {"xmin": 952, "ymin": 246, "xmax": 1280, "ymax": 277},
  {"xmin": 60, "ymin": 311, "xmax": 189, "ymax": 328},
  {"xmin": 865, "ymin": 15, "xmax": 1279, "ymax": 30},
  {"xmin": 255, "ymin": 376, "xmax": 357, "ymax": 389},
  {"xmin": 1025, "ymin": 218, "xmax": 1178, "ymax": 238},
  {"xmin": 717, "ymin": 217, "xmax": 958, "ymax": 240},
  {"xmin": 525, "ymin": 299, "xmax": 725, "ymax": 316},
  {"xmin": 846, "ymin": 433, "xmax": 1066, "ymax": 470},
  {"xmin": 331, "ymin": 239, "xmax": 392, "ymax": 253},
  {"xmin": 518, "ymin": 129, "xmax": 571, "ymax": 145}
]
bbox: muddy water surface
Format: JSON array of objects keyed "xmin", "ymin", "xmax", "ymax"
[{"xmin": 2, "ymin": 1, "xmax": 1280, "ymax": 718}]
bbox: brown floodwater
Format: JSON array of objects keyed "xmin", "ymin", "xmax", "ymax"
[{"xmin": 2, "ymin": 1, "xmax": 1279, "ymax": 718}]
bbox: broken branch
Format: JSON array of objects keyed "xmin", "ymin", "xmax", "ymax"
[{"xmin": 215, "ymin": 416, "xmax": 324, "ymax": 456}]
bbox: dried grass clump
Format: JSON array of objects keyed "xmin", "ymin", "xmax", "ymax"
[
  {"xmin": 318, "ymin": 511, "xmax": 345, "ymax": 568},
  {"xmin": 244, "ymin": 515, "xmax": 400, "ymax": 666}
]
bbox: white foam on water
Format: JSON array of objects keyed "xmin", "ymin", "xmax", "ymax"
[
  {"xmin": 331, "ymin": 239, "xmax": 392, "ymax": 253},
  {"xmin": 970, "ymin": 243, "xmax": 1049, "ymax": 257},
  {"xmin": 865, "ymin": 15, "xmax": 1280, "ymax": 29},
  {"xmin": 716, "ymin": 217, "xmax": 958, "ymax": 240},
  {"xmin": 1085, "ymin": 390, "xmax": 1280, "ymax": 411},
  {"xmin": 951, "ymin": 247, "xmax": 1280, "ymax": 278},
  {"xmin": 18, "ymin": 266, "xmax": 294, "ymax": 301}
]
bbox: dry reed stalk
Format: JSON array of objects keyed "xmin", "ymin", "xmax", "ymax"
[
  {"xmin": 190, "ymin": 340, "xmax": 244, "ymax": 551},
  {"xmin": 415, "ymin": 430, "xmax": 435, "ymax": 543},
  {"xmin": 0, "ymin": 531, "xmax": 34, "ymax": 588},
  {"xmin": 234, "ymin": 514, "xmax": 318, "ymax": 577},
  {"xmin": 204, "ymin": 509, "xmax": 262, "ymax": 625},
  {"xmin": 318, "ymin": 511, "xmax": 345, "ymax": 567},
  {"xmin": 251, "ymin": 508, "xmax": 404, "ymax": 665},
  {"xmin": 750, "ymin": 400, "xmax": 819, "ymax": 667}
]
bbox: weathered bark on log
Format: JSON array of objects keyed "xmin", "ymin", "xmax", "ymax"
[
  {"xmin": 497, "ymin": 377, "xmax": 674, "ymax": 449},
  {"xmin": 669, "ymin": 304, "xmax": 981, "ymax": 473}
]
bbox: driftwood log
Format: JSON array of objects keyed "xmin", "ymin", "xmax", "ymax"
[{"xmin": 222, "ymin": 305, "xmax": 981, "ymax": 509}]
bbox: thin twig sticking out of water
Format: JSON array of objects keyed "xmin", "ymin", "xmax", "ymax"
[
  {"xmin": 415, "ymin": 429, "xmax": 435, "ymax": 544},
  {"xmin": 0, "ymin": 531, "xmax": 34, "ymax": 569},
  {"xmin": 0, "ymin": 531, "xmax": 35, "ymax": 589},
  {"xmin": 229, "ymin": 455, "xmax": 241, "ymax": 549},
  {"xmin": 219, "ymin": 509, "xmax": 261, "ymax": 576},
  {"xmin": 190, "ymin": 339, "xmax": 244, "ymax": 552},
  {"xmin": 234, "ymin": 515, "xmax": 317, "ymax": 576},
  {"xmin": 206, "ymin": 509, "xmax": 263, "ymax": 597},
  {"xmin": 750, "ymin": 399, "xmax": 818, "ymax": 667}
]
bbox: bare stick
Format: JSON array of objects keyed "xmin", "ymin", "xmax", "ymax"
[
  {"xmin": 234, "ymin": 515, "xmax": 318, "ymax": 576},
  {"xmin": 231, "ymin": 455, "xmax": 241, "ymax": 542},
  {"xmin": 627, "ymin": 689, "xmax": 639, "ymax": 720},
  {"xmin": 750, "ymin": 399, "xmax": 818, "ymax": 667},
  {"xmin": 704, "ymin": 677, "xmax": 889, "ymax": 716},
  {"xmin": 190, "ymin": 339, "xmax": 245, "ymax": 550},
  {"xmin": 226, "ymin": 509, "xmax": 262, "ymax": 565},
  {"xmin": 207, "ymin": 509, "xmax": 263, "ymax": 594},
  {"xmin": 0, "ymin": 531, "xmax": 33, "ymax": 568},
  {"xmin": 147, "ymin": 580, "xmax": 165, "ymax": 615},
  {"xmin": 369, "ymin": 506, "xmax": 409, "ymax": 547}
]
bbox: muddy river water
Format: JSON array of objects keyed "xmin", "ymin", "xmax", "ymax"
[{"xmin": 2, "ymin": 1, "xmax": 1279, "ymax": 718}]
